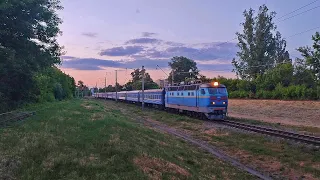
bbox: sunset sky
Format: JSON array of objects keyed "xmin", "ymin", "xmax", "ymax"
[{"xmin": 57, "ymin": 0, "xmax": 319, "ymax": 88}]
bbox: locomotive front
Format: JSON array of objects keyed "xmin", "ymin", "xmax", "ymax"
[{"xmin": 199, "ymin": 82, "xmax": 228, "ymax": 120}]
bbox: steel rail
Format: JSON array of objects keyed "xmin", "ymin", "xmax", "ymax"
[{"xmin": 220, "ymin": 120, "xmax": 320, "ymax": 146}]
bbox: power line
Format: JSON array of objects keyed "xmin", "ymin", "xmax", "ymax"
[
  {"xmin": 276, "ymin": 0, "xmax": 319, "ymax": 20},
  {"xmin": 285, "ymin": 25, "xmax": 320, "ymax": 39},
  {"xmin": 277, "ymin": 5, "xmax": 320, "ymax": 23},
  {"xmin": 156, "ymin": 65, "xmax": 169, "ymax": 77}
]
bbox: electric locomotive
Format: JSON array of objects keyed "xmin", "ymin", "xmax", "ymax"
[{"xmin": 165, "ymin": 81, "xmax": 228, "ymax": 120}]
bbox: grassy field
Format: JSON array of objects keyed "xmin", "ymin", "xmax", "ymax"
[
  {"xmin": 98, "ymin": 99, "xmax": 320, "ymax": 180},
  {"xmin": 0, "ymin": 99, "xmax": 256, "ymax": 180},
  {"xmin": 228, "ymin": 99, "xmax": 320, "ymax": 129}
]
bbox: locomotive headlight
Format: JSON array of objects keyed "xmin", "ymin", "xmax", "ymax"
[
  {"xmin": 212, "ymin": 102, "xmax": 215, "ymax": 105},
  {"xmin": 223, "ymin": 102, "xmax": 226, "ymax": 104}
]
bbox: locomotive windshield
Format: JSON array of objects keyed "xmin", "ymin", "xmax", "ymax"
[{"xmin": 208, "ymin": 87, "xmax": 227, "ymax": 94}]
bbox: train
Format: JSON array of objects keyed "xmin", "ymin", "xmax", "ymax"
[{"xmin": 93, "ymin": 81, "xmax": 228, "ymax": 120}]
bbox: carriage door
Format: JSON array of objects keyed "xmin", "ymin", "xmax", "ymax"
[{"xmin": 196, "ymin": 85, "xmax": 199, "ymax": 107}]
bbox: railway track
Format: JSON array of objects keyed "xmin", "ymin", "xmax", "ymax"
[
  {"xmin": 220, "ymin": 120, "xmax": 320, "ymax": 146},
  {"xmin": 0, "ymin": 111, "xmax": 35, "ymax": 127}
]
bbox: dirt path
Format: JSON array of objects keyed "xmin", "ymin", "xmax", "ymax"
[
  {"xmin": 100, "ymin": 100, "xmax": 273, "ymax": 179},
  {"xmin": 133, "ymin": 117, "xmax": 272, "ymax": 180},
  {"xmin": 228, "ymin": 99, "xmax": 320, "ymax": 128}
]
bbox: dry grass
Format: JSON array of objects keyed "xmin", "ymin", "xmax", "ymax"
[
  {"xmin": 228, "ymin": 99, "xmax": 320, "ymax": 128},
  {"xmin": 133, "ymin": 154, "xmax": 190, "ymax": 179}
]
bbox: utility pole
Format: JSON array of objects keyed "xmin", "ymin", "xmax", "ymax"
[
  {"xmin": 104, "ymin": 76, "xmax": 107, "ymax": 99},
  {"xmin": 141, "ymin": 66, "xmax": 145, "ymax": 110},
  {"xmin": 115, "ymin": 70, "xmax": 118, "ymax": 102},
  {"xmin": 172, "ymin": 71, "xmax": 174, "ymax": 86}
]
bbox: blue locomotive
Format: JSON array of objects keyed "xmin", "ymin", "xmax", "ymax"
[{"xmin": 93, "ymin": 81, "xmax": 228, "ymax": 120}]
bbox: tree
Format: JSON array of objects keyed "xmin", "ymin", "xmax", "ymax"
[
  {"xmin": 297, "ymin": 32, "xmax": 320, "ymax": 81},
  {"xmin": 0, "ymin": 0, "xmax": 63, "ymax": 111},
  {"xmin": 255, "ymin": 63, "xmax": 294, "ymax": 91},
  {"xmin": 232, "ymin": 4, "xmax": 290, "ymax": 80},
  {"xmin": 168, "ymin": 56, "xmax": 199, "ymax": 84},
  {"xmin": 292, "ymin": 58, "xmax": 315, "ymax": 88},
  {"xmin": 199, "ymin": 74, "xmax": 211, "ymax": 83},
  {"xmin": 124, "ymin": 68, "xmax": 159, "ymax": 90},
  {"xmin": 78, "ymin": 80, "xmax": 84, "ymax": 88}
]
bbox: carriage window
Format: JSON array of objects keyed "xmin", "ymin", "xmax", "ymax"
[
  {"xmin": 178, "ymin": 86, "xmax": 184, "ymax": 91},
  {"xmin": 192, "ymin": 92, "xmax": 194, "ymax": 96},
  {"xmin": 188, "ymin": 92, "xmax": 190, "ymax": 96},
  {"xmin": 177, "ymin": 92, "xmax": 179, "ymax": 96},
  {"xmin": 181, "ymin": 93, "xmax": 183, "ymax": 96},
  {"xmin": 201, "ymin": 89, "xmax": 205, "ymax": 95}
]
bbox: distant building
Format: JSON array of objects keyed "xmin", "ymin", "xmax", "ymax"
[{"xmin": 155, "ymin": 79, "xmax": 169, "ymax": 88}]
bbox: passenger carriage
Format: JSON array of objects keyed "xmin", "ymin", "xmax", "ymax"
[
  {"xmin": 126, "ymin": 90, "xmax": 140, "ymax": 103},
  {"xmin": 140, "ymin": 89, "xmax": 165, "ymax": 105}
]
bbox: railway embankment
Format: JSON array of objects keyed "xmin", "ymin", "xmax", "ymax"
[{"xmin": 99, "ymin": 99, "xmax": 320, "ymax": 180}]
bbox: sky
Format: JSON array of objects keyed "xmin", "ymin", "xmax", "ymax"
[{"xmin": 57, "ymin": 0, "xmax": 320, "ymax": 87}]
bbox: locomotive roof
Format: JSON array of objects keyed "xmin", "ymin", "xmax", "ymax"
[
  {"xmin": 200, "ymin": 83, "xmax": 226, "ymax": 88},
  {"xmin": 166, "ymin": 83, "xmax": 226, "ymax": 88}
]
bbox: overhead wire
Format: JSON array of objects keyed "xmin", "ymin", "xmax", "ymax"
[
  {"xmin": 277, "ymin": 4, "xmax": 320, "ymax": 23},
  {"xmin": 285, "ymin": 25, "xmax": 320, "ymax": 39},
  {"xmin": 275, "ymin": 0, "xmax": 319, "ymax": 20}
]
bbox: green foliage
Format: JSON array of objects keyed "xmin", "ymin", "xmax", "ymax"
[
  {"xmin": 297, "ymin": 32, "xmax": 320, "ymax": 81},
  {"xmin": 232, "ymin": 4, "xmax": 291, "ymax": 80},
  {"xmin": 168, "ymin": 56, "xmax": 199, "ymax": 84},
  {"xmin": 34, "ymin": 67, "xmax": 75, "ymax": 102},
  {"xmin": 0, "ymin": 0, "xmax": 68, "ymax": 112},
  {"xmin": 220, "ymin": 31, "xmax": 320, "ymax": 100},
  {"xmin": 123, "ymin": 68, "xmax": 159, "ymax": 91},
  {"xmin": 53, "ymin": 83, "xmax": 63, "ymax": 100}
]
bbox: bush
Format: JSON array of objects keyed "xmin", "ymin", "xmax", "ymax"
[
  {"xmin": 54, "ymin": 83, "xmax": 64, "ymax": 100},
  {"xmin": 229, "ymin": 91, "xmax": 240, "ymax": 98},
  {"xmin": 262, "ymin": 91, "xmax": 273, "ymax": 99},
  {"xmin": 217, "ymin": 76, "xmax": 319, "ymax": 100},
  {"xmin": 239, "ymin": 91, "xmax": 249, "ymax": 98},
  {"xmin": 228, "ymin": 91, "xmax": 249, "ymax": 98}
]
